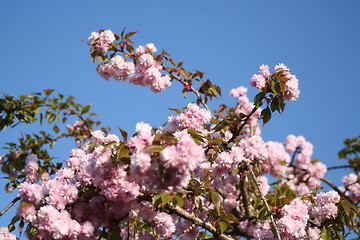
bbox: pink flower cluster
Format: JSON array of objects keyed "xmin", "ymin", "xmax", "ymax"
[
  {"xmin": 0, "ymin": 227, "xmax": 16, "ymax": 240},
  {"xmin": 212, "ymin": 146, "xmax": 244, "ymax": 176},
  {"xmin": 17, "ymin": 174, "xmax": 92, "ymax": 239},
  {"xmin": 91, "ymin": 31, "xmax": 172, "ymax": 93},
  {"xmin": 277, "ymin": 198, "xmax": 310, "ymax": 239},
  {"xmin": 127, "ymin": 122, "xmax": 154, "ymax": 152},
  {"xmin": 239, "ymin": 135, "xmax": 268, "ymax": 162},
  {"xmin": 252, "ymin": 196, "xmax": 327, "ymax": 240},
  {"xmin": 340, "ymin": 173, "xmax": 360, "ymax": 202},
  {"xmin": 311, "ymin": 190, "xmax": 341, "ymax": 225},
  {"xmin": 160, "ymin": 130, "xmax": 206, "ymax": 190},
  {"xmin": 167, "ymin": 103, "xmax": 212, "ymax": 131},
  {"xmin": 89, "ymin": 30, "xmax": 115, "ymax": 54},
  {"xmin": 250, "ymin": 63, "xmax": 300, "ymax": 101},
  {"xmin": 262, "ymin": 141, "xmax": 290, "ymax": 177}
]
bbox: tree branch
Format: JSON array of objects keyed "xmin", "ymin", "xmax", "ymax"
[
  {"xmin": 168, "ymin": 204, "xmax": 234, "ymax": 240},
  {"xmin": 327, "ymin": 165, "xmax": 353, "ymax": 170},
  {"xmin": 244, "ymin": 161, "xmax": 282, "ymax": 240},
  {"xmin": 320, "ymin": 177, "xmax": 356, "ymax": 205},
  {"xmin": 0, "ymin": 197, "xmax": 20, "ymax": 217},
  {"xmin": 228, "ymin": 105, "xmax": 259, "ymax": 143}
]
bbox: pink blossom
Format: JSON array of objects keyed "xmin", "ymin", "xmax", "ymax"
[
  {"xmin": 18, "ymin": 182, "xmax": 43, "ymax": 203},
  {"xmin": 253, "ymin": 220, "xmax": 273, "ymax": 240},
  {"xmin": 110, "ymin": 55, "xmax": 135, "ymax": 81},
  {"xmin": 35, "ymin": 205, "xmax": 81, "ymax": 239},
  {"xmin": 161, "ymin": 130, "xmax": 205, "ymax": 172},
  {"xmin": 17, "ymin": 203, "xmax": 37, "ymax": 223},
  {"xmin": 239, "ymin": 135, "xmax": 268, "ymax": 162},
  {"xmin": 0, "ymin": 227, "xmax": 16, "ymax": 240},
  {"xmin": 100, "ymin": 30, "xmax": 115, "ymax": 43},
  {"xmin": 313, "ymin": 190, "xmax": 340, "ymax": 205},
  {"xmin": 283, "ymin": 75, "xmax": 300, "ymax": 101},
  {"xmin": 96, "ymin": 63, "xmax": 115, "ymax": 80},
  {"xmin": 275, "ymin": 63, "xmax": 290, "ymax": 72},
  {"xmin": 167, "ymin": 103, "xmax": 212, "ymax": 131},
  {"xmin": 304, "ymin": 227, "xmax": 321, "ymax": 240},
  {"xmin": 127, "ymin": 122, "xmax": 154, "ymax": 152},
  {"xmin": 56, "ymin": 168, "xmax": 75, "ymax": 183},
  {"xmin": 91, "ymin": 130, "xmax": 106, "ymax": 144},
  {"xmin": 311, "ymin": 190, "xmax": 340, "ymax": 225},
  {"xmin": 25, "ymin": 154, "xmax": 39, "ymax": 182},
  {"xmin": 277, "ymin": 198, "xmax": 309, "ymax": 239},
  {"xmin": 88, "ymin": 32, "xmax": 100, "ymax": 43},
  {"xmin": 213, "ymin": 146, "xmax": 244, "ymax": 175},
  {"xmin": 130, "ymin": 151, "xmax": 152, "ymax": 174},
  {"xmin": 257, "ymin": 176, "xmax": 270, "ymax": 196},
  {"xmin": 80, "ymin": 221, "xmax": 95, "ymax": 238},
  {"xmin": 342, "ymin": 173, "xmax": 358, "ymax": 186},
  {"xmin": 277, "ymin": 216, "xmax": 307, "ymax": 239},
  {"xmin": 250, "ymin": 74, "xmax": 266, "ymax": 90},
  {"xmin": 280, "ymin": 198, "xmax": 309, "ymax": 222},
  {"xmin": 136, "ymin": 43, "xmax": 157, "ymax": 56},
  {"xmin": 153, "ymin": 212, "xmax": 176, "ymax": 237},
  {"xmin": 43, "ymin": 179, "xmax": 78, "ymax": 210},
  {"xmin": 259, "ymin": 64, "xmax": 270, "ymax": 77},
  {"xmin": 263, "ymin": 141, "xmax": 290, "ymax": 177},
  {"xmin": 284, "ymin": 134, "xmax": 298, "ymax": 152},
  {"xmin": 229, "ymin": 86, "xmax": 248, "ymax": 98}
]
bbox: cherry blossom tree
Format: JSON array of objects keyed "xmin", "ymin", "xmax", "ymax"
[{"xmin": 0, "ymin": 28, "xmax": 359, "ymax": 240}]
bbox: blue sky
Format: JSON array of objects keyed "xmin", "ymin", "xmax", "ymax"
[{"xmin": 1, "ymin": 0, "xmax": 360, "ymax": 235}]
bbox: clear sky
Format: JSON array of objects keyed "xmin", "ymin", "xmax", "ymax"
[{"xmin": 1, "ymin": 0, "xmax": 360, "ymax": 236}]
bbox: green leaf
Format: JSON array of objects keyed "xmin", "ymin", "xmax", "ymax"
[
  {"xmin": 261, "ymin": 107, "xmax": 271, "ymax": 125},
  {"xmin": 169, "ymin": 108, "xmax": 182, "ymax": 114},
  {"xmin": 161, "ymin": 193, "xmax": 172, "ymax": 205},
  {"xmin": 209, "ymin": 189, "xmax": 222, "ymax": 216},
  {"xmin": 48, "ymin": 113, "xmax": 56, "ymax": 124},
  {"xmin": 8, "ymin": 215, "xmax": 20, "ymax": 232},
  {"xmin": 254, "ymin": 92, "xmax": 265, "ymax": 107},
  {"xmin": 81, "ymin": 105, "xmax": 91, "ymax": 114},
  {"xmin": 169, "ymin": 58, "xmax": 177, "ymax": 66},
  {"xmin": 174, "ymin": 194, "xmax": 184, "ymax": 207},
  {"xmin": 143, "ymin": 145, "xmax": 164, "ymax": 153},
  {"xmin": 221, "ymin": 213, "xmax": 240, "ymax": 224},
  {"xmin": 125, "ymin": 31, "xmax": 137, "ymax": 39},
  {"xmin": 270, "ymin": 97, "xmax": 280, "ymax": 112},
  {"xmin": 43, "ymin": 89, "xmax": 54, "ymax": 96},
  {"xmin": 152, "ymin": 194, "xmax": 162, "ymax": 208},
  {"xmin": 162, "ymin": 49, "xmax": 171, "ymax": 56},
  {"xmin": 115, "ymin": 144, "xmax": 129, "ymax": 162},
  {"xmin": 34, "ymin": 107, "xmax": 41, "ymax": 114},
  {"xmin": 53, "ymin": 125, "xmax": 59, "ymax": 133},
  {"xmin": 126, "ymin": 44, "xmax": 134, "ymax": 54},
  {"xmin": 219, "ymin": 221, "xmax": 229, "ymax": 233},
  {"xmin": 320, "ymin": 228, "xmax": 331, "ymax": 240},
  {"xmin": 118, "ymin": 127, "xmax": 128, "ymax": 141}
]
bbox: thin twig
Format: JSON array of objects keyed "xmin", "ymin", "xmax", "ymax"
[
  {"xmin": 171, "ymin": 74, "xmax": 212, "ymax": 114},
  {"xmin": 239, "ymin": 175, "xmax": 251, "ymax": 218},
  {"xmin": 327, "ymin": 165, "xmax": 353, "ymax": 170},
  {"xmin": 168, "ymin": 204, "xmax": 234, "ymax": 240},
  {"xmin": 321, "ymin": 178, "xmax": 356, "ymax": 205},
  {"xmin": 0, "ymin": 197, "xmax": 20, "ymax": 217},
  {"xmin": 289, "ymin": 146, "xmax": 301, "ymax": 167},
  {"xmin": 177, "ymin": 223, "xmax": 195, "ymax": 239},
  {"xmin": 244, "ymin": 161, "xmax": 282, "ymax": 240},
  {"xmin": 228, "ymin": 105, "xmax": 259, "ymax": 143}
]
